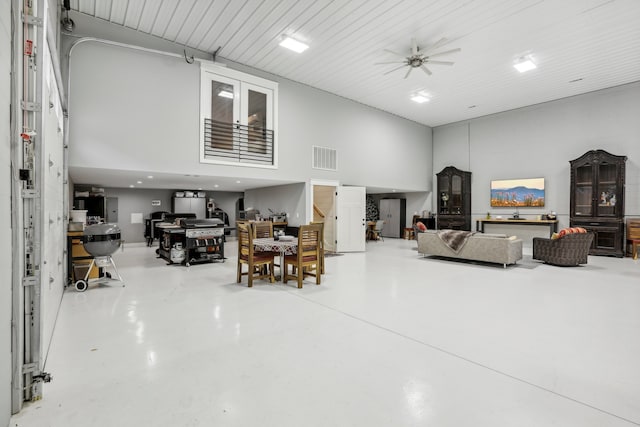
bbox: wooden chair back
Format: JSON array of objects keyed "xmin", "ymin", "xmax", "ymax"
[
  {"xmin": 310, "ymin": 220, "xmax": 325, "ymax": 274},
  {"xmin": 252, "ymin": 221, "xmax": 274, "ymax": 238}
]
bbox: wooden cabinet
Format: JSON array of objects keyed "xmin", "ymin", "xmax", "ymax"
[
  {"xmin": 570, "ymin": 149, "xmax": 626, "ymax": 257},
  {"xmin": 437, "ymin": 166, "xmax": 471, "ymax": 230},
  {"xmin": 379, "ymin": 199, "xmax": 406, "ymax": 238}
]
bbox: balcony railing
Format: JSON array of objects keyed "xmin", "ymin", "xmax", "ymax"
[{"xmin": 203, "ymin": 119, "xmax": 274, "ymax": 166}]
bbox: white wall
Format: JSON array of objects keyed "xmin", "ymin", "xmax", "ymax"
[
  {"xmin": 433, "ymin": 82, "xmax": 640, "ymax": 235},
  {"xmin": 66, "ymin": 39, "xmax": 432, "ymax": 192},
  {"xmin": 1, "ymin": 0, "xmax": 13, "ymax": 423},
  {"xmin": 244, "ymin": 183, "xmax": 306, "ymax": 227}
]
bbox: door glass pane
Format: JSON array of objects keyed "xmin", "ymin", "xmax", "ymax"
[
  {"xmin": 439, "ymin": 176, "xmax": 449, "ymax": 214},
  {"xmin": 597, "ymin": 163, "xmax": 618, "ymax": 217},
  {"xmin": 210, "ymin": 80, "xmax": 235, "ymax": 150},
  {"xmin": 451, "ymin": 175, "xmax": 462, "ymax": 214},
  {"xmin": 574, "ymin": 165, "xmax": 592, "ymax": 216},
  {"xmin": 247, "ymin": 89, "xmax": 267, "ymax": 154}
]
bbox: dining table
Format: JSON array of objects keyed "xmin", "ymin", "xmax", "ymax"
[{"xmin": 253, "ymin": 237, "xmax": 298, "ymax": 282}]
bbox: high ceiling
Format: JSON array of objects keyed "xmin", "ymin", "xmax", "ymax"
[
  {"xmin": 65, "ymin": 0, "xmax": 640, "ymax": 192},
  {"xmin": 67, "ymin": 0, "xmax": 640, "ymax": 127}
]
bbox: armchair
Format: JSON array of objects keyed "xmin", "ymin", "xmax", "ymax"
[{"xmin": 533, "ymin": 232, "xmax": 594, "ymax": 266}]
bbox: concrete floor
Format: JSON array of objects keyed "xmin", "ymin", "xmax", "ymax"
[{"xmin": 11, "ymin": 238, "xmax": 640, "ymax": 426}]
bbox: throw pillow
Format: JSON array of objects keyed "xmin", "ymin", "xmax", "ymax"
[
  {"xmin": 416, "ymin": 221, "xmax": 427, "ymax": 232},
  {"xmin": 556, "ymin": 227, "xmax": 587, "ymax": 239}
]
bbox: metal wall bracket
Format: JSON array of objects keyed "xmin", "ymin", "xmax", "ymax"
[
  {"xmin": 22, "ymin": 14, "xmax": 43, "ymax": 26},
  {"xmin": 21, "ymin": 101, "xmax": 41, "ymax": 112},
  {"xmin": 21, "ymin": 189, "xmax": 38, "ymax": 198},
  {"xmin": 22, "ymin": 276, "xmax": 37, "ymax": 287},
  {"xmin": 21, "ymin": 363, "xmax": 37, "ymax": 374}
]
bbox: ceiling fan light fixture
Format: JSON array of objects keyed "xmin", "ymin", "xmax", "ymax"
[
  {"xmin": 279, "ymin": 36, "xmax": 309, "ymax": 53},
  {"xmin": 514, "ymin": 55, "xmax": 536, "ymax": 73}
]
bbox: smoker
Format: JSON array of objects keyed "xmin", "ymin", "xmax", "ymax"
[{"xmin": 74, "ymin": 223, "xmax": 124, "ymax": 292}]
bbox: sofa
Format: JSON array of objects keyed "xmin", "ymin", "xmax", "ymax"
[{"xmin": 417, "ymin": 230, "xmax": 523, "ymax": 268}]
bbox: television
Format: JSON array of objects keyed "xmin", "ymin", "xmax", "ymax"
[{"xmin": 490, "ymin": 178, "xmax": 545, "ymax": 207}]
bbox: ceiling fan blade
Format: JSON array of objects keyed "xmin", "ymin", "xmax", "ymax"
[
  {"xmin": 427, "ymin": 48, "xmax": 462, "ymax": 58},
  {"xmin": 421, "ymin": 37, "xmax": 448, "ymax": 53},
  {"xmin": 420, "ymin": 65, "xmax": 432, "ymax": 76},
  {"xmin": 404, "ymin": 67, "xmax": 413, "ymax": 79},
  {"xmin": 374, "ymin": 61, "xmax": 407, "ymax": 65},
  {"xmin": 411, "ymin": 38, "xmax": 418, "ymax": 55},
  {"xmin": 383, "ymin": 48, "xmax": 406, "ymax": 58},
  {"xmin": 383, "ymin": 64, "xmax": 408, "ymax": 75},
  {"xmin": 426, "ymin": 60, "xmax": 455, "ymax": 66}
]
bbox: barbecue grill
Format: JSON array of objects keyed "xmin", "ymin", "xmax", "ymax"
[
  {"xmin": 178, "ymin": 218, "xmax": 226, "ymax": 266},
  {"xmin": 74, "ymin": 223, "xmax": 124, "ymax": 292}
]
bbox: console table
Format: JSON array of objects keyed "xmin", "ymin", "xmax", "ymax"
[{"xmin": 476, "ymin": 219, "xmax": 559, "ymax": 237}]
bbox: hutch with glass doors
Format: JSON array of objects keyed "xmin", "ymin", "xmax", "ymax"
[
  {"xmin": 436, "ymin": 166, "xmax": 472, "ymax": 230},
  {"xmin": 569, "ymin": 149, "xmax": 626, "ymax": 257}
]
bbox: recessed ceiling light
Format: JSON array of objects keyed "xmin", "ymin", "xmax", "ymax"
[
  {"xmin": 218, "ymin": 90, "xmax": 234, "ymax": 99},
  {"xmin": 514, "ymin": 56, "xmax": 536, "ymax": 73},
  {"xmin": 214, "ymin": 184, "xmax": 219, "ymax": 188},
  {"xmin": 410, "ymin": 94, "xmax": 430, "ymax": 103},
  {"xmin": 129, "ymin": 185, "xmax": 135, "ymax": 188},
  {"xmin": 137, "ymin": 181, "xmax": 142, "ymax": 184},
  {"xmin": 147, "ymin": 175, "xmax": 154, "ymax": 179},
  {"xmin": 236, "ymin": 180, "xmax": 241, "ymax": 184},
  {"xmin": 279, "ymin": 36, "xmax": 309, "ymax": 53},
  {"xmin": 198, "ymin": 188, "xmax": 203, "ymax": 191}
]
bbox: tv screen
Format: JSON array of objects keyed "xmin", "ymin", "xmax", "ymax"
[{"xmin": 490, "ymin": 178, "xmax": 545, "ymax": 207}]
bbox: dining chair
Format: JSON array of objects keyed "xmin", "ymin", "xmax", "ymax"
[
  {"xmin": 283, "ymin": 223, "xmax": 322, "ymax": 288},
  {"xmin": 372, "ymin": 220, "xmax": 385, "ymax": 241},
  {"xmin": 252, "ymin": 221, "xmax": 273, "ymax": 238},
  {"xmin": 236, "ymin": 222, "xmax": 275, "ymax": 287},
  {"xmin": 310, "ymin": 221, "xmax": 325, "ymax": 274}
]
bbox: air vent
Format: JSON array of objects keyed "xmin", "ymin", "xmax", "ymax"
[{"xmin": 312, "ymin": 146, "xmax": 337, "ymax": 171}]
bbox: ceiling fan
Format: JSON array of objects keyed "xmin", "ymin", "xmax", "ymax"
[{"xmin": 376, "ymin": 38, "xmax": 461, "ymax": 79}]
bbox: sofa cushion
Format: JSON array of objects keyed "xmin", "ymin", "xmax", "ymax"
[{"xmin": 416, "ymin": 221, "xmax": 427, "ymax": 231}]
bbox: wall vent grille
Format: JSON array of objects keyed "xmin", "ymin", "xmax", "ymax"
[{"xmin": 312, "ymin": 146, "xmax": 337, "ymax": 171}]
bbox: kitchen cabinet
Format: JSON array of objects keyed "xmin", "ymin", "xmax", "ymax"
[
  {"xmin": 379, "ymin": 199, "xmax": 406, "ymax": 238},
  {"xmin": 570, "ymin": 149, "xmax": 626, "ymax": 257},
  {"xmin": 437, "ymin": 166, "xmax": 471, "ymax": 230}
]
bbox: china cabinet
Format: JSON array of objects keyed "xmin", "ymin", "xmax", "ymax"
[
  {"xmin": 569, "ymin": 149, "xmax": 626, "ymax": 257},
  {"xmin": 436, "ymin": 166, "xmax": 471, "ymax": 230}
]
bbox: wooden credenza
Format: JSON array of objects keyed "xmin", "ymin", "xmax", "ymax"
[{"xmin": 627, "ymin": 219, "xmax": 640, "ymax": 259}]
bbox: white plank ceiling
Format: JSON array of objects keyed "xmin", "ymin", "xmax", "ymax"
[{"xmin": 68, "ymin": 0, "xmax": 640, "ymax": 127}]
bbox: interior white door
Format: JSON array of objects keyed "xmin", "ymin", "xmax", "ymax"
[{"xmin": 336, "ymin": 186, "xmax": 366, "ymax": 252}]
